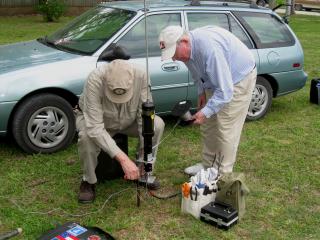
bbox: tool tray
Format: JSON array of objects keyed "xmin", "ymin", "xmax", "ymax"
[{"xmin": 200, "ymin": 201, "xmax": 238, "ymax": 230}]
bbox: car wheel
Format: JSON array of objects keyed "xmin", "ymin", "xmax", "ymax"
[
  {"xmin": 246, "ymin": 77, "xmax": 273, "ymax": 121},
  {"xmin": 12, "ymin": 93, "xmax": 76, "ymax": 153},
  {"xmin": 256, "ymin": 0, "xmax": 266, "ymax": 7}
]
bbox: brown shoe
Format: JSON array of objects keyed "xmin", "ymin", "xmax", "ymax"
[
  {"xmin": 78, "ymin": 181, "xmax": 95, "ymax": 203},
  {"xmin": 138, "ymin": 178, "xmax": 161, "ymax": 190}
]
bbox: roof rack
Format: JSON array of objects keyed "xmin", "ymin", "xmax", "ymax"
[{"xmin": 189, "ymin": 0, "xmax": 259, "ymax": 8}]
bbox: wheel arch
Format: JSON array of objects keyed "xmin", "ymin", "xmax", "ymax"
[
  {"xmin": 258, "ymin": 74, "xmax": 278, "ymax": 98},
  {"xmin": 8, "ymin": 88, "xmax": 79, "ymax": 135}
]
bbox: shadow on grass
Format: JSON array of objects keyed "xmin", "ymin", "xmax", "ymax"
[
  {"xmin": 0, "ymin": 135, "xmax": 23, "ymax": 154},
  {"xmin": 0, "ymin": 116, "xmax": 190, "ymax": 157}
]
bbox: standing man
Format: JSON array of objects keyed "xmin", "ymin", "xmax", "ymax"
[
  {"xmin": 76, "ymin": 59, "xmax": 164, "ymax": 203},
  {"xmin": 159, "ymin": 25, "xmax": 256, "ymax": 176}
]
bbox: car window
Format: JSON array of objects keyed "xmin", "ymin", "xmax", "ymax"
[
  {"xmin": 187, "ymin": 13, "xmax": 229, "ymax": 30},
  {"xmin": 229, "ymin": 16, "xmax": 253, "ymax": 49},
  {"xmin": 116, "ymin": 13, "xmax": 181, "ymax": 58},
  {"xmin": 187, "ymin": 12, "xmax": 253, "ymax": 49},
  {"xmin": 234, "ymin": 12, "xmax": 295, "ymax": 48}
]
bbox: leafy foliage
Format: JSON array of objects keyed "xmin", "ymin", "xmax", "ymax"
[{"xmin": 35, "ymin": 0, "xmax": 66, "ymax": 22}]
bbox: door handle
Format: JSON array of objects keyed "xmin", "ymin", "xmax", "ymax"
[{"xmin": 162, "ymin": 63, "xmax": 180, "ymax": 72}]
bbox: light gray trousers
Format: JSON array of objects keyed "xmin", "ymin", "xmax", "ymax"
[
  {"xmin": 77, "ymin": 115, "xmax": 165, "ymax": 184},
  {"xmin": 201, "ymin": 68, "xmax": 257, "ymax": 173}
]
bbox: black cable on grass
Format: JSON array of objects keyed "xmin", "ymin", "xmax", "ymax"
[{"xmin": 148, "ymin": 190, "xmax": 180, "ymax": 200}]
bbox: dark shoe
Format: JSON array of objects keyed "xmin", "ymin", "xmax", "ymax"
[
  {"xmin": 138, "ymin": 177, "xmax": 161, "ymax": 190},
  {"xmin": 78, "ymin": 181, "xmax": 95, "ymax": 203}
]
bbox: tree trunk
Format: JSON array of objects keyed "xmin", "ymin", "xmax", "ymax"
[
  {"xmin": 286, "ymin": 0, "xmax": 292, "ymax": 16},
  {"xmin": 291, "ymin": 0, "xmax": 296, "ymax": 14}
]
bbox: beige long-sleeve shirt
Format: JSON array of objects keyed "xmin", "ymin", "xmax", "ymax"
[{"xmin": 78, "ymin": 62, "xmax": 149, "ymax": 158}]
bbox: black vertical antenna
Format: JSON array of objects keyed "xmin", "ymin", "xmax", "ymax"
[{"xmin": 142, "ymin": 0, "xmax": 155, "ymax": 177}]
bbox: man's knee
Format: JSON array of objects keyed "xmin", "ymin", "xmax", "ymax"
[
  {"xmin": 78, "ymin": 130, "xmax": 88, "ymax": 143},
  {"xmin": 78, "ymin": 130, "xmax": 97, "ymax": 150},
  {"xmin": 154, "ymin": 116, "xmax": 165, "ymax": 134}
]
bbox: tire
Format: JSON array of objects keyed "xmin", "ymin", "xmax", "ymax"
[
  {"xmin": 256, "ymin": 0, "xmax": 266, "ymax": 7},
  {"xmin": 246, "ymin": 77, "xmax": 273, "ymax": 121},
  {"xmin": 12, "ymin": 93, "xmax": 76, "ymax": 153}
]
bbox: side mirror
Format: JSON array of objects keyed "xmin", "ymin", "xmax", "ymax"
[
  {"xmin": 98, "ymin": 44, "xmax": 131, "ymax": 62},
  {"xmin": 282, "ymin": 16, "xmax": 290, "ymax": 24}
]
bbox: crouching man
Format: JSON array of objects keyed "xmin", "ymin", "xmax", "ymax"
[{"xmin": 76, "ymin": 59, "xmax": 164, "ymax": 203}]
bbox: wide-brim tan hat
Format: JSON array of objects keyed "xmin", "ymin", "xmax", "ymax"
[
  {"xmin": 159, "ymin": 25, "xmax": 184, "ymax": 61},
  {"xmin": 104, "ymin": 60, "xmax": 134, "ymax": 104}
]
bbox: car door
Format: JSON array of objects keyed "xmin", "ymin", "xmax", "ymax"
[
  {"xmin": 106, "ymin": 11, "xmax": 188, "ymax": 114},
  {"xmin": 184, "ymin": 11, "xmax": 259, "ymax": 106}
]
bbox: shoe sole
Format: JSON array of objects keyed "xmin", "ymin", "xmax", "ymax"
[
  {"xmin": 184, "ymin": 171, "xmax": 197, "ymax": 176},
  {"xmin": 78, "ymin": 199, "xmax": 94, "ymax": 204}
]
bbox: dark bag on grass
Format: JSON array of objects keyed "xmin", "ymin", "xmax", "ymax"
[
  {"xmin": 95, "ymin": 134, "xmax": 127, "ymax": 182},
  {"xmin": 216, "ymin": 172, "xmax": 249, "ymax": 220},
  {"xmin": 310, "ymin": 78, "xmax": 320, "ymax": 104},
  {"xmin": 38, "ymin": 222, "xmax": 115, "ymax": 240}
]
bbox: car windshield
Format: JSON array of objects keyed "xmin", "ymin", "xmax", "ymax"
[{"xmin": 44, "ymin": 6, "xmax": 136, "ymax": 55}]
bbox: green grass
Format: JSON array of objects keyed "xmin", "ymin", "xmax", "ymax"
[
  {"xmin": 0, "ymin": 15, "xmax": 320, "ymax": 240},
  {"xmin": 0, "ymin": 15, "xmax": 73, "ymax": 45}
]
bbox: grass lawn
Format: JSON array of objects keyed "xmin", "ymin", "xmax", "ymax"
[{"xmin": 0, "ymin": 14, "xmax": 319, "ymax": 240}]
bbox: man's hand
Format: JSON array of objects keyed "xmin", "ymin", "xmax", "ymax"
[
  {"xmin": 115, "ymin": 152, "xmax": 140, "ymax": 180},
  {"xmin": 192, "ymin": 110, "xmax": 206, "ymax": 125},
  {"xmin": 198, "ymin": 93, "xmax": 206, "ymax": 110}
]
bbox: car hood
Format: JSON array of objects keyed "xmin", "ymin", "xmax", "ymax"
[{"xmin": 0, "ymin": 40, "xmax": 80, "ymax": 74}]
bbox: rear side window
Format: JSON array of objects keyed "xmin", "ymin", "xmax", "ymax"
[
  {"xmin": 229, "ymin": 16, "xmax": 253, "ymax": 49},
  {"xmin": 187, "ymin": 12, "xmax": 253, "ymax": 49},
  {"xmin": 234, "ymin": 12, "xmax": 295, "ymax": 48},
  {"xmin": 187, "ymin": 13, "xmax": 229, "ymax": 30}
]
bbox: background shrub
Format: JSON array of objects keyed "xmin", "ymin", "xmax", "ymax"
[{"xmin": 36, "ymin": 0, "xmax": 66, "ymax": 22}]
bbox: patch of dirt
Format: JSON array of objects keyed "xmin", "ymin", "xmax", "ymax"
[
  {"xmin": 65, "ymin": 158, "xmax": 76, "ymax": 166},
  {"xmin": 27, "ymin": 178, "xmax": 48, "ymax": 188}
]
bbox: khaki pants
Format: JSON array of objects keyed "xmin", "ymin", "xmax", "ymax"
[
  {"xmin": 201, "ymin": 68, "xmax": 257, "ymax": 173},
  {"xmin": 77, "ymin": 115, "xmax": 165, "ymax": 184}
]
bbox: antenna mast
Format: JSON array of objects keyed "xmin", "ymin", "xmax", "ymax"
[{"xmin": 143, "ymin": 0, "xmax": 151, "ymax": 101}]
